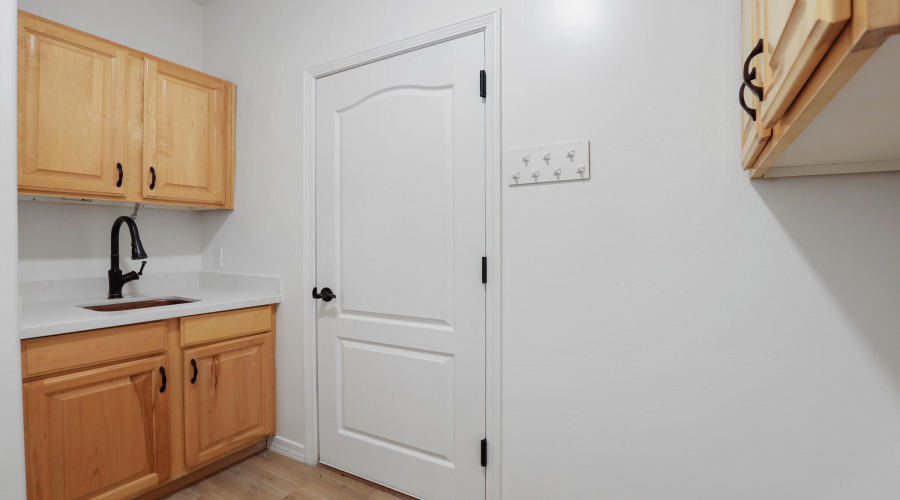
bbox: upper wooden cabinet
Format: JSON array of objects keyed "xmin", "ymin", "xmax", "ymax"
[
  {"xmin": 17, "ymin": 11, "xmax": 235, "ymax": 209},
  {"xmin": 760, "ymin": 0, "xmax": 850, "ymax": 128},
  {"xmin": 17, "ymin": 15, "xmax": 128, "ymax": 198},
  {"xmin": 143, "ymin": 59, "xmax": 232, "ymax": 206},
  {"xmin": 740, "ymin": 0, "xmax": 900, "ymax": 178}
]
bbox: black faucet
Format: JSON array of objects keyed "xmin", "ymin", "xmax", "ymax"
[{"xmin": 108, "ymin": 215, "xmax": 148, "ymax": 299}]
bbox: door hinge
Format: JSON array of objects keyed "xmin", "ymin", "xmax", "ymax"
[
  {"xmin": 482, "ymin": 257, "xmax": 487, "ymax": 284},
  {"xmin": 479, "ymin": 70, "xmax": 486, "ymax": 98},
  {"xmin": 481, "ymin": 439, "xmax": 487, "ymax": 467}
]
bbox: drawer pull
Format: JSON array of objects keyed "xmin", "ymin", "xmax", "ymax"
[
  {"xmin": 190, "ymin": 358, "xmax": 198, "ymax": 384},
  {"xmin": 149, "ymin": 166, "xmax": 157, "ymax": 190},
  {"xmin": 116, "ymin": 163, "xmax": 123, "ymax": 187},
  {"xmin": 159, "ymin": 366, "xmax": 167, "ymax": 393}
]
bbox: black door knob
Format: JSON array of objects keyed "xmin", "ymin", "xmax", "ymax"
[{"xmin": 312, "ymin": 287, "xmax": 336, "ymax": 302}]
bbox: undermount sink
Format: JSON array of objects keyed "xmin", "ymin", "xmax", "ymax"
[{"xmin": 79, "ymin": 297, "xmax": 199, "ymax": 312}]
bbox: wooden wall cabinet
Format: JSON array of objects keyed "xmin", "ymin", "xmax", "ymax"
[
  {"xmin": 17, "ymin": 11, "xmax": 235, "ymax": 209},
  {"xmin": 759, "ymin": 0, "xmax": 851, "ymax": 129},
  {"xmin": 143, "ymin": 59, "xmax": 232, "ymax": 206},
  {"xmin": 17, "ymin": 15, "xmax": 128, "ymax": 199},
  {"xmin": 21, "ymin": 306, "xmax": 276, "ymax": 500},
  {"xmin": 740, "ymin": 0, "xmax": 900, "ymax": 178}
]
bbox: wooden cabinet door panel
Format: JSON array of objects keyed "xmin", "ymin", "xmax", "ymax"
[
  {"xmin": 18, "ymin": 15, "xmax": 127, "ymax": 197},
  {"xmin": 143, "ymin": 58, "xmax": 227, "ymax": 205},
  {"xmin": 183, "ymin": 333, "xmax": 275, "ymax": 468},
  {"xmin": 741, "ymin": 0, "xmax": 771, "ymax": 168},
  {"xmin": 23, "ymin": 356, "xmax": 170, "ymax": 500},
  {"xmin": 760, "ymin": 0, "xmax": 850, "ymax": 127}
]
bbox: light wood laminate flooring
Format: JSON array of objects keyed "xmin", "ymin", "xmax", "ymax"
[{"xmin": 163, "ymin": 451, "xmax": 405, "ymax": 500}]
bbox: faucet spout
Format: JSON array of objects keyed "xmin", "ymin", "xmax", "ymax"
[{"xmin": 108, "ymin": 216, "xmax": 149, "ymax": 299}]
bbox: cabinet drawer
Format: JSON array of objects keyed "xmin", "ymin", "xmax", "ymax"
[
  {"xmin": 181, "ymin": 306, "xmax": 272, "ymax": 347},
  {"xmin": 21, "ymin": 321, "xmax": 167, "ymax": 379}
]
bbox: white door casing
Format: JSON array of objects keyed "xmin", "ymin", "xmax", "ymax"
[{"xmin": 315, "ymin": 32, "xmax": 486, "ymax": 500}]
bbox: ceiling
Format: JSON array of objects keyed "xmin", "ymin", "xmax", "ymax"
[{"xmin": 189, "ymin": 0, "xmax": 215, "ymax": 6}]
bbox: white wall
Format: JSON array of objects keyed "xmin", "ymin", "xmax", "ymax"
[
  {"xmin": 0, "ymin": 0, "xmax": 27, "ymax": 496},
  {"xmin": 17, "ymin": 0, "xmax": 206, "ymax": 283},
  {"xmin": 199, "ymin": 1, "xmax": 900, "ymax": 498},
  {"xmin": 19, "ymin": 204, "xmax": 203, "ymax": 281}
]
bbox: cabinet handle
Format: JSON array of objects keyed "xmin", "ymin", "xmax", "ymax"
[
  {"xmin": 739, "ymin": 83, "xmax": 757, "ymax": 121},
  {"xmin": 116, "ymin": 163, "xmax": 123, "ymax": 188},
  {"xmin": 743, "ymin": 39, "xmax": 764, "ymax": 101},
  {"xmin": 190, "ymin": 358, "xmax": 198, "ymax": 384},
  {"xmin": 149, "ymin": 167, "xmax": 156, "ymax": 190},
  {"xmin": 159, "ymin": 366, "xmax": 167, "ymax": 393}
]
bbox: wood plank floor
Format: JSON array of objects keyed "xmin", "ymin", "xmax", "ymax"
[{"xmin": 162, "ymin": 451, "xmax": 403, "ymax": 500}]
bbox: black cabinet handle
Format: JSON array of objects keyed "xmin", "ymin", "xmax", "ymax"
[
  {"xmin": 159, "ymin": 366, "xmax": 167, "ymax": 393},
  {"xmin": 190, "ymin": 359, "xmax": 198, "ymax": 384},
  {"xmin": 739, "ymin": 83, "xmax": 757, "ymax": 121},
  {"xmin": 312, "ymin": 287, "xmax": 336, "ymax": 302},
  {"xmin": 743, "ymin": 39, "xmax": 764, "ymax": 101},
  {"xmin": 116, "ymin": 163, "xmax": 123, "ymax": 188},
  {"xmin": 149, "ymin": 167, "xmax": 156, "ymax": 190}
]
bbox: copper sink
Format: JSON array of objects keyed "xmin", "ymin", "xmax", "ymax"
[{"xmin": 80, "ymin": 297, "xmax": 198, "ymax": 312}]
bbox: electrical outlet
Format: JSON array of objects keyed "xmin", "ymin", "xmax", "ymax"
[{"xmin": 214, "ymin": 248, "xmax": 224, "ymax": 268}]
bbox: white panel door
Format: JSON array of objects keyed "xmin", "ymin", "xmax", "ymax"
[{"xmin": 316, "ymin": 32, "xmax": 486, "ymax": 500}]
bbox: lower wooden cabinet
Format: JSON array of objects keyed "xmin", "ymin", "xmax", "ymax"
[
  {"xmin": 184, "ymin": 333, "xmax": 275, "ymax": 468},
  {"xmin": 23, "ymin": 356, "xmax": 170, "ymax": 500},
  {"xmin": 21, "ymin": 305, "xmax": 277, "ymax": 500}
]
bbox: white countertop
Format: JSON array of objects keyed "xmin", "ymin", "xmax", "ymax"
[{"xmin": 20, "ymin": 272, "xmax": 282, "ymax": 339}]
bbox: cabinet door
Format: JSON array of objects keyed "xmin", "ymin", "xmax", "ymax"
[
  {"xmin": 759, "ymin": 0, "xmax": 850, "ymax": 127},
  {"xmin": 741, "ymin": 0, "xmax": 771, "ymax": 169},
  {"xmin": 183, "ymin": 333, "xmax": 275, "ymax": 468},
  {"xmin": 18, "ymin": 14, "xmax": 127, "ymax": 197},
  {"xmin": 143, "ymin": 58, "xmax": 231, "ymax": 206},
  {"xmin": 23, "ymin": 356, "xmax": 170, "ymax": 500}
]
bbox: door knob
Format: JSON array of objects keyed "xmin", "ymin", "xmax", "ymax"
[{"xmin": 312, "ymin": 287, "xmax": 336, "ymax": 302}]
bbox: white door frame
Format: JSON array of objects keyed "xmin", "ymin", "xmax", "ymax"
[{"xmin": 301, "ymin": 11, "xmax": 502, "ymax": 500}]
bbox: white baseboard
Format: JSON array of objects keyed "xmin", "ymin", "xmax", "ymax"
[{"xmin": 268, "ymin": 435, "xmax": 306, "ymax": 463}]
